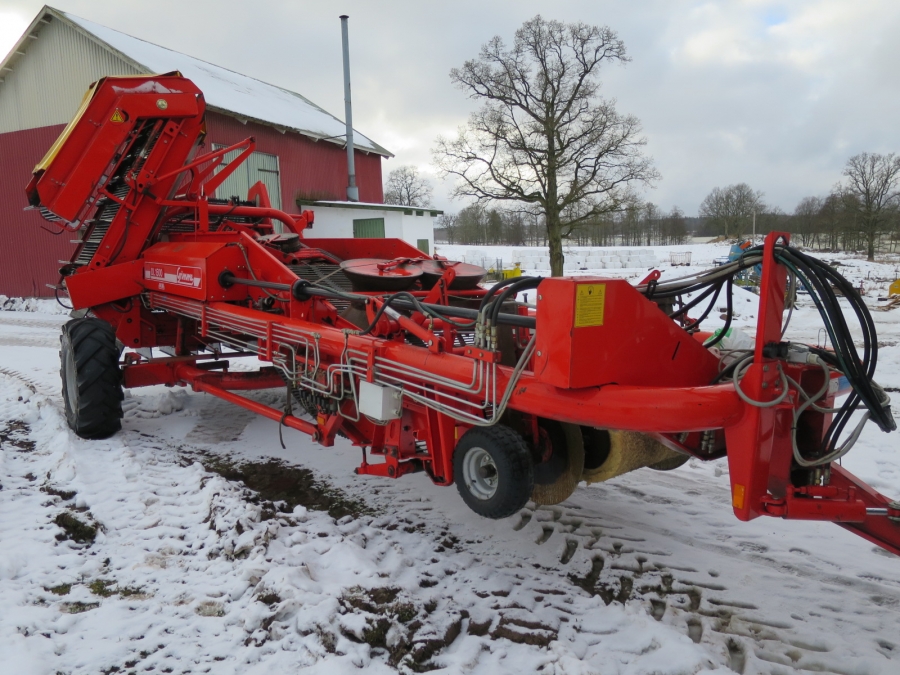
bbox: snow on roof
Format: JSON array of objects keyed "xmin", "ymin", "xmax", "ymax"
[{"xmin": 60, "ymin": 10, "xmax": 391, "ymax": 157}]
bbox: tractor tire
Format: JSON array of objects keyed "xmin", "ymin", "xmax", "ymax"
[
  {"xmin": 60, "ymin": 318, "xmax": 123, "ymax": 439},
  {"xmin": 454, "ymin": 425, "xmax": 534, "ymax": 519},
  {"xmin": 531, "ymin": 421, "xmax": 585, "ymax": 506}
]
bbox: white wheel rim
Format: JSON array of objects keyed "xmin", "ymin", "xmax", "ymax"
[{"xmin": 462, "ymin": 446, "xmax": 498, "ymax": 500}]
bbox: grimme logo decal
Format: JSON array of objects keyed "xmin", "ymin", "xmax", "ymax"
[
  {"xmin": 144, "ymin": 263, "xmax": 202, "ymax": 289},
  {"xmin": 176, "ymin": 268, "xmax": 196, "ymax": 285}
]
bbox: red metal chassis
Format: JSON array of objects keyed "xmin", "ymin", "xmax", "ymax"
[{"xmin": 26, "ymin": 75, "xmax": 900, "ymax": 556}]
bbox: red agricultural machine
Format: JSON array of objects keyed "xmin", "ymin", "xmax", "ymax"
[{"xmin": 26, "ymin": 74, "xmax": 900, "ymax": 554}]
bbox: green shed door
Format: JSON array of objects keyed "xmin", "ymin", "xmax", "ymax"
[
  {"xmin": 417, "ymin": 239, "xmax": 430, "ymax": 254},
  {"xmin": 353, "ymin": 218, "xmax": 385, "ymax": 238},
  {"xmin": 211, "ymin": 145, "xmax": 282, "ymax": 209}
]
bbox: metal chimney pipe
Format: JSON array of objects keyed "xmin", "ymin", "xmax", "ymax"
[{"xmin": 340, "ymin": 15, "xmax": 359, "ymax": 202}]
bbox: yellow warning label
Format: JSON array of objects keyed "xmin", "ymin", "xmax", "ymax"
[
  {"xmin": 574, "ymin": 283, "xmax": 605, "ymax": 327},
  {"xmin": 109, "ymin": 109, "xmax": 126, "ymax": 124}
]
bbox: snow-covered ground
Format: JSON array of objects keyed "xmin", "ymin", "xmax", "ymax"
[{"xmin": 1, "ymin": 244, "xmax": 899, "ymax": 674}]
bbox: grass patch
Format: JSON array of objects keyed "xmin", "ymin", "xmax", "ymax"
[
  {"xmin": 54, "ymin": 512, "xmax": 97, "ymax": 544},
  {"xmin": 195, "ymin": 600, "xmax": 226, "ymax": 617},
  {"xmin": 89, "ymin": 579, "xmax": 116, "ymax": 597},
  {"xmin": 62, "ymin": 601, "xmax": 99, "ymax": 614},
  {"xmin": 46, "ymin": 583, "xmax": 72, "ymax": 596}
]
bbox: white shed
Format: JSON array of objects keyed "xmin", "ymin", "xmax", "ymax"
[{"xmin": 299, "ymin": 201, "xmax": 441, "ymax": 255}]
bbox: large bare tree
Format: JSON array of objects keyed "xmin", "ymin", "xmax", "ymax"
[
  {"xmin": 840, "ymin": 152, "xmax": 900, "ymax": 261},
  {"xmin": 433, "ymin": 15, "xmax": 658, "ymax": 276},
  {"xmin": 383, "ymin": 165, "xmax": 434, "ymax": 207},
  {"xmin": 698, "ymin": 183, "xmax": 765, "ymax": 239}
]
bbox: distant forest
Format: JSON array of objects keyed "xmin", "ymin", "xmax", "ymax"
[{"xmin": 435, "ymin": 191, "xmax": 900, "ymax": 256}]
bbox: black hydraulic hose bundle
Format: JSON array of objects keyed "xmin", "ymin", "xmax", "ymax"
[
  {"xmin": 637, "ymin": 242, "xmax": 895, "ymax": 462},
  {"xmin": 218, "ymin": 272, "xmax": 536, "ymax": 330},
  {"xmin": 772, "ymin": 246, "xmax": 895, "ymax": 446}
]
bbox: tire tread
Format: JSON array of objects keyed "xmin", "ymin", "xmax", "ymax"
[{"xmin": 60, "ymin": 318, "xmax": 123, "ymax": 439}]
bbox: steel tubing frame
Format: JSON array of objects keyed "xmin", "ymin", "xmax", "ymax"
[{"xmin": 148, "ymin": 291, "xmax": 745, "ymax": 434}]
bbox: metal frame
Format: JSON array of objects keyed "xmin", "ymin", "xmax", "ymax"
[{"xmin": 26, "ymin": 75, "xmax": 900, "ymax": 556}]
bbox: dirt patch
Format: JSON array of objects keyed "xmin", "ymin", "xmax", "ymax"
[
  {"xmin": 196, "ymin": 454, "xmax": 374, "ymax": 521},
  {"xmin": 0, "ymin": 419, "xmax": 35, "ymax": 452},
  {"xmin": 42, "ymin": 485, "xmax": 77, "ymax": 501},
  {"xmin": 320, "ymin": 586, "xmax": 465, "ymax": 671}
]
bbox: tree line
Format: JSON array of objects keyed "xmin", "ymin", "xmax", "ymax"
[
  {"xmin": 434, "ymin": 202, "xmax": 689, "ymax": 247},
  {"xmin": 394, "ymin": 154, "xmax": 900, "ymax": 261},
  {"xmin": 695, "ymin": 153, "xmax": 900, "ymax": 260}
]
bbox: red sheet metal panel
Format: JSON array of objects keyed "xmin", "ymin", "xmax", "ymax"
[
  {"xmin": 533, "ymin": 277, "xmax": 720, "ymax": 389},
  {"xmin": 0, "ymin": 124, "xmax": 74, "ymax": 298},
  {"xmin": 204, "ymin": 112, "xmax": 384, "ymax": 208}
]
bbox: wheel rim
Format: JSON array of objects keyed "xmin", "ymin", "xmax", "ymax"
[
  {"xmin": 65, "ymin": 345, "xmax": 78, "ymax": 411},
  {"xmin": 462, "ymin": 446, "xmax": 498, "ymax": 500}
]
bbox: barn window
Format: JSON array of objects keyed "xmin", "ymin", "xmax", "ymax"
[
  {"xmin": 211, "ymin": 145, "xmax": 282, "ymax": 209},
  {"xmin": 353, "ymin": 218, "xmax": 385, "ymax": 238}
]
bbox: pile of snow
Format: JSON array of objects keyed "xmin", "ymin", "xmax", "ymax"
[
  {"xmin": 0, "ymin": 373, "xmax": 724, "ymax": 674},
  {"xmin": 0, "ymin": 295, "xmax": 69, "ymax": 315}
]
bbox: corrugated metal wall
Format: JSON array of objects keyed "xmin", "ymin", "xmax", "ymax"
[
  {"xmin": 0, "ymin": 16, "xmax": 141, "ymax": 134},
  {"xmin": 205, "ymin": 113, "xmax": 384, "ymax": 208},
  {"xmin": 0, "ymin": 124, "xmax": 75, "ymax": 298}
]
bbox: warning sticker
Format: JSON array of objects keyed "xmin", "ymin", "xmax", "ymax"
[
  {"xmin": 109, "ymin": 109, "xmax": 126, "ymax": 124},
  {"xmin": 574, "ymin": 283, "xmax": 605, "ymax": 327}
]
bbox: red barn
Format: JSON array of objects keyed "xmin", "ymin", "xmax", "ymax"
[{"xmin": 0, "ymin": 6, "xmax": 391, "ymax": 298}]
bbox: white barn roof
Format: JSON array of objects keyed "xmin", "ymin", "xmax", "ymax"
[{"xmin": 0, "ymin": 6, "xmax": 391, "ymax": 157}]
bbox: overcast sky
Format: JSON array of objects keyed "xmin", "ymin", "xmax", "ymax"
[{"xmin": 2, "ymin": 0, "xmax": 899, "ymax": 215}]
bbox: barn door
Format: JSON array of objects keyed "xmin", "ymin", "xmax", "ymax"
[{"xmin": 212, "ymin": 145, "xmax": 282, "ymax": 210}]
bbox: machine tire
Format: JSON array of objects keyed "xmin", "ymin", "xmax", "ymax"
[
  {"xmin": 454, "ymin": 425, "xmax": 533, "ymax": 519},
  {"xmin": 531, "ymin": 421, "xmax": 584, "ymax": 506},
  {"xmin": 648, "ymin": 454, "xmax": 690, "ymax": 471},
  {"xmin": 60, "ymin": 318, "xmax": 123, "ymax": 439}
]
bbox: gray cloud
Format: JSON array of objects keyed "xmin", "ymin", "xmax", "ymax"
[{"xmin": 2, "ymin": 0, "xmax": 899, "ymax": 215}]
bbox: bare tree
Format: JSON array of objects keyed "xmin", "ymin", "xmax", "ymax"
[
  {"xmin": 840, "ymin": 152, "xmax": 900, "ymax": 261},
  {"xmin": 818, "ymin": 192, "xmax": 846, "ymax": 251},
  {"xmin": 698, "ymin": 184, "xmax": 765, "ymax": 239},
  {"xmin": 435, "ymin": 213, "xmax": 459, "ymax": 244},
  {"xmin": 383, "ymin": 165, "xmax": 434, "ymax": 207},
  {"xmin": 792, "ymin": 196, "xmax": 823, "ymax": 247},
  {"xmin": 433, "ymin": 15, "xmax": 658, "ymax": 276}
]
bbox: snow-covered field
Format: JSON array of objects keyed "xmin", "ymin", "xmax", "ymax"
[{"xmin": 1, "ymin": 244, "xmax": 899, "ymax": 674}]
